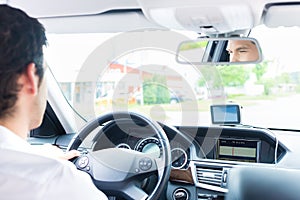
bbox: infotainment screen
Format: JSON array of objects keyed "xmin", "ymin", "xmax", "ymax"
[
  {"xmin": 217, "ymin": 138, "xmax": 259, "ymax": 162},
  {"xmin": 210, "ymin": 104, "xmax": 241, "ymax": 124}
]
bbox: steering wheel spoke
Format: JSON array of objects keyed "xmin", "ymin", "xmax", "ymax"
[
  {"xmin": 75, "ymin": 148, "xmax": 158, "ymax": 181},
  {"xmin": 122, "ymin": 184, "xmax": 149, "ymax": 200},
  {"xmin": 154, "ymin": 157, "xmax": 166, "ymax": 179}
]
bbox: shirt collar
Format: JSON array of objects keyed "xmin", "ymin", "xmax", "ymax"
[{"xmin": 0, "ymin": 125, "xmax": 32, "ymax": 153}]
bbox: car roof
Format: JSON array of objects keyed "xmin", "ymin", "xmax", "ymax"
[{"xmin": 6, "ymin": 0, "xmax": 300, "ymax": 34}]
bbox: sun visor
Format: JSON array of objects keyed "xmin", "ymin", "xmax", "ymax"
[
  {"xmin": 8, "ymin": 0, "xmax": 139, "ymax": 18},
  {"xmin": 138, "ymin": 0, "xmax": 254, "ymax": 34},
  {"xmin": 264, "ymin": 4, "xmax": 300, "ymax": 27}
]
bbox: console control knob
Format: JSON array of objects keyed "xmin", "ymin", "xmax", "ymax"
[{"xmin": 173, "ymin": 188, "xmax": 189, "ymax": 200}]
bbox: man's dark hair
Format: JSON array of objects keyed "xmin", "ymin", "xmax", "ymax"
[{"xmin": 0, "ymin": 5, "xmax": 47, "ymax": 118}]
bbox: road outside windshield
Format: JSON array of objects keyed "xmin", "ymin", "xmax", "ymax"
[{"xmin": 45, "ymin": 26, "xmax": 300, "ymax": 130}]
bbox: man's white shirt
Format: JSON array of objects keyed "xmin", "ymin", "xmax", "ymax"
[{"xmin": 0, "ymin": 126, "xmax": 108, "ymax": 200}]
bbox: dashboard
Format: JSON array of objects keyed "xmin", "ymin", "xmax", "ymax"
[
  {"xmin": 77, "ymin": 120, "xmax": 288, "ymax": 200},
  {"xmin": 169, "ymin": 125, "xmax": 288, "ymax": 200},
  {"xmin": 89, "ymin": 120, "xmax": 198, "ymax": 170}
]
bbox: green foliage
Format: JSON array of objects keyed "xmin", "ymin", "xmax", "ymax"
[
  {"xmin": 143, "ymin": 83, "xmax": 156, "ymax": 104},
  {"xmin": 196, "ymin": 60, "xmax": 299, "ymax": 97},
  {"xmin": 197, "ymin": 65, "xmax": 250, "ymax": 89},
  {"xmin": 261, "ymin": 79, "xmax": 275, "ymax": 95},
  {"xmin": 253, "ymin": 61, "xmax": 268, "ymax": 81},
  {"xmin": 180, "ymin": 41, "xmax": 208, "ymax": 51},
  {"xmin": 143, "ymin": 75, "xmax": 170, "ymax": 105},
  {"xmin": 258, "ymin": 72, "xmax": 293, "ymax": 96},
  {"xmin": 198, "ymin": 77, "xmax": 206, "ymax": 87},
  {"xmin": 295, "ymin": 85, "xmax": 300, "ymax": 93},
  {"xmin": 277, "ymin": 73, "xmax": 291, "ymax": 84},
  {"xmin": 227, "ymin": 94, "xmax": 245, "ymax": 99},
  {"xmin": 217, "ymin": 65, "xmax": 250, "ymax": 87}
]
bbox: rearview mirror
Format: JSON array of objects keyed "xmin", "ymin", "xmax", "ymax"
[{"xmin": 176, "ymin": 37, "xmax": 262, "ymax": 65}]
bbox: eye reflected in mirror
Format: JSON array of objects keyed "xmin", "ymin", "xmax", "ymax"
[
  {"xmin": 227, "ymin": 39, "xmax": 259, "ymax": 62},
  {"xmin": 176, "ymin": 37, "xmax": 262, "ymax": 65}
]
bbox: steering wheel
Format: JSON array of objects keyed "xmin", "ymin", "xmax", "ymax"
[{"xmin": 67, "ymin": 111, "xmax": 171, "ymax": 200}]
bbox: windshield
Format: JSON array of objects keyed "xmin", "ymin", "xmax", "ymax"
[{"xmin": 45, "ymin": 26, "xmax": 300, "ymax": 129}]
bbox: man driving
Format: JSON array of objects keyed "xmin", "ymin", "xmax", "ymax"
[{"xmin": 0, "ymin": 5, "xmax": 107, "ymax": 200}]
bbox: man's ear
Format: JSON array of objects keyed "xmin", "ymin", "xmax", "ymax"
[{"xmin": 19, "ymin": 63, "xmax": 39, "ymax": 95}]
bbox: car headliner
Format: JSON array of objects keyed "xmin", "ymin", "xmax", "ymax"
[{"xmin": 6, "ymin": 0, "xmax": 300, "ymax": 34}]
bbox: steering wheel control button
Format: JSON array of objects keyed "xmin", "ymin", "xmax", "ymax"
[
  {"xmin": 139, "ymin": 157, "xmax": 152, "ymax": 171},
  {"xmin": 77, "ymin": 156, "xmax": 89, "ymax": 169}
]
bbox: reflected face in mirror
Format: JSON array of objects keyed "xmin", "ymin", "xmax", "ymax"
[{"xmin": 227, "ymin": 40, "xmax": 259, "ymax": 62}]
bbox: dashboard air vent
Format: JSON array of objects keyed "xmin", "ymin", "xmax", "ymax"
[{"xmin": 196, "ymin": 166, "xmax": 223, "ymax": 187}]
